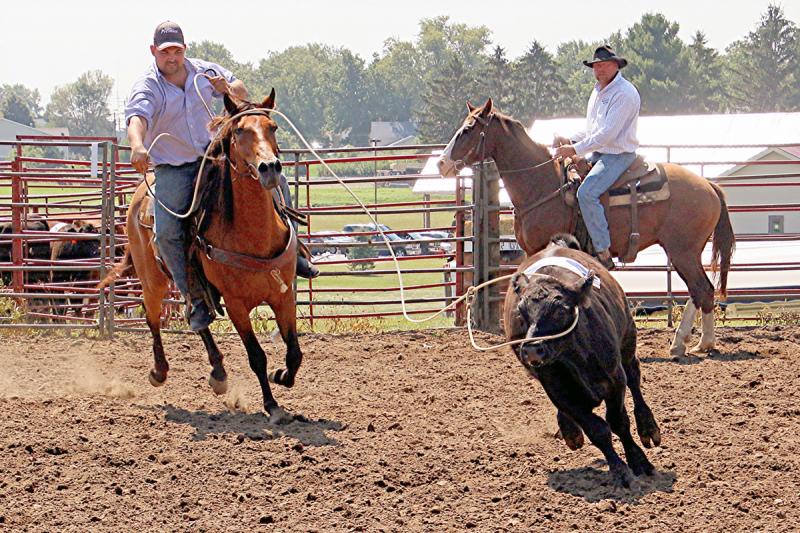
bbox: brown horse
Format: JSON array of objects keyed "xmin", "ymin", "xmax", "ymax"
[
  {"xmin": 438, "ymin": 99, "xmax": 735, "ymax": 357},
  {"xmin": 100, "ymin": 90, "xmax": 301, "ymax": 423}
]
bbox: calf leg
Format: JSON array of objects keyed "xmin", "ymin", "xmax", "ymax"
[
  {"xmin": 198, "ymin": 328, "xmax": 228, "ymax": 395},
  {"xmin": 226, "ymin": 300, "xmax": 291, "ymax": 424},
  {"xmin": 549, "ymin": 396, "xmax": 633, "ymax": 488},
  {"xmin": 620, "ymin": 354, "xmax": 661, "ymax": 448},
  {"xmin": 556, "ymin": 410, "xmax": 584, "ymax": 450},
  {"xmin": 605, "ymin": 375, "xmax": 655, "ymax": 477}
]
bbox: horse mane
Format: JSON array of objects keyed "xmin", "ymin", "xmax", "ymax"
[
  {"xmin": 200, "ymin": 99, "xmax": 264, "ymax": 227},
  {"xmin": 492, "ymin": 111, "xmax": 553, "ymax": 163}
]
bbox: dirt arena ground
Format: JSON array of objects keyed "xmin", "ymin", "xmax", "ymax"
[{"xmin": 0, "ymin": 325, "xmax": 799, "ymax": 532}]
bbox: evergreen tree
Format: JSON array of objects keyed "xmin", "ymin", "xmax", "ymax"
[
  {"xmin": 415, "ymin": 56, "xmax": 478, "ymax": 143},
  {"xmin": 476, "ymin": 46, "xmax": 514, "ymax": 112},
  {"xmin": 621, "ymin": 13, "xmax": 690, "ymax": 114},
  {"xmin": 723, "ymin": 4, "xmax": 799, "ymax": 112},
  {"xmin": 684, "ymin": 31, "xmax": 725, "ymax": 113},
  {"xmin": 555, "ymin": 40, "xmax": 601, "ymax": 116},
  {"xmin": 508, "ymin": 41, "xmax": 565, "ymax": 123}
]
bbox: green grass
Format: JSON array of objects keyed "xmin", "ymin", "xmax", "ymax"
[{"xmin": 294, "ymin": 182, "xmax": 468, "ymax": 233}]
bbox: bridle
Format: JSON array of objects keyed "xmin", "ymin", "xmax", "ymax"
[
  {"xmin": 450, "ymin": 112, "xmax": 566, "ymax": 217},
  {"xmin": 221, "ymin": 108, "xmax": 279, "ymax": 182},
  {"xmin": 452, "ymin": 112, "xmax": 557, "ymax": 175}
]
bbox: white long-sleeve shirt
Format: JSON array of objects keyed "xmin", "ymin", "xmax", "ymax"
[{"xmin": 571, "ymin": 73, "xmax": 640, "ymax": 157}]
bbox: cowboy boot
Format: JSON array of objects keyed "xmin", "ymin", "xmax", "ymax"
[
  {"xmin": 296, "ymin": 255, "xmax": 320, "ymax": 279},
  {"xmin": 596, "ymin": 249, "xmax": 615, "ymax": 270}
]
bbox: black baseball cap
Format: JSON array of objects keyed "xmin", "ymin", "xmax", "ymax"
[{"xmin": 153, "ymin": 21, "xmax": 185, "ymax": 50}]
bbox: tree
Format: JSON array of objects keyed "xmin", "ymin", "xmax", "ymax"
[
  {"xmin": 1, "ymin": 93, "xmax": 35, "ymax": 126},
  {"xmin": 475, "ymin": 46, "xmax": 514, "ymax": 112},
  {"xmin": 684, "ymin": 31, "xmax": 725, "ymax": 113},
  {"xmin": 45, "ymin": 70, "xmax": 114, "ymax": 136},
  {"xmin": 508, "ymin": 41, "xmax": 565, "ymax": 123},
  {"xmin": 0, "ymin": 84, "xmax": 42, "ymax": 126},
  {"xmin": 415, "ymin": 56, "xmax": 478, "ymax": 143},
  {"xmin": 365, "ymin": 38, "xmax": 424, "ymax": 123},
  {"xmin": 621, "ymin": 13, "xmax": 690, "ymax": 114},
  {"xmin": 415, "ymin": 16, "xmax": 491, "ymax": 73},
  {"xmin": 723, "ymin": 4, "xmax": 799, "ymax": 112},
  {"xmin": 555, "ymin": 40, "xmax": 602, "ymax": 116},
  {"xmin": 186, "ymin": 40, "xmax": 258, "ymax": 90}
]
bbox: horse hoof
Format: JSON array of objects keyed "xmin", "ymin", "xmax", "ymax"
[
  {"xmin": 692, "ymin": 341, "xmax": 715, "ymax": 353},
  {"xmin": 148, "ymin": 370, "xmax": 166, "ymax": 387},
  {"xmin": 268, "ymin": 368, "xmax": 295, "ymax": 388},
  {"xmin": 669, "ymin": 344, "xmax": 687, "ymax": 358},
  {"xmin": 564, "ymin": 432, "xmax": 585, "ymax": 451},
  {"xmin": 208, "ymin": 375, "xmax": 228, "ymax": 396},
  {"xmin": 267, "ymin": 406, "xmax": 293, "ymax": 425},
  {"xmin": 610, "ymin": 463, "xmax": 634, "ymax": 489},
  {"xmin": 640, "ymin": 427, "xmax": 662, "ymax": 449}
]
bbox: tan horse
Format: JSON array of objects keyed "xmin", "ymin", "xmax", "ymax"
[
  {"xmin": 100, "ymin": 90, "xmax": 301, "ymax": 423},
  {"xmin": 438, "ymin": 99, "xmax": 735, "ymax": 357}
]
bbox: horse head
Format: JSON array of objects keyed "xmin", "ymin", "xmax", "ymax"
[
  {"xmin": 438, "ymin": 98, "xmax": 497, "ymax": 178},
  {"xmin": 219, "ymin": 88, "xmax": 282, "ymax": 190}
]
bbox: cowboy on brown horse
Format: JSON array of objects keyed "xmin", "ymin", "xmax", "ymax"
[
  {"xmin": 125, "ymin": 21, "xmax": 318, "ymax": 331},
  {"xmin": 553, "ymin": 45, "xmax": 639, "ymax": 270}
]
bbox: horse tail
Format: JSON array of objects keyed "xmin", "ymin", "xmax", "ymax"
[
  {"xmin": 709, "ymin": 182, "xmax": 735, "ymax": 299},
  {"xmin": 97, "ymin": 247, "xmax": 134, "ymax": 289}
]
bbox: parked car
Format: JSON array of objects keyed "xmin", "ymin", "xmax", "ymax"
[
  {"xmin": 408, "ymin": 230, "xmax": 453, "ymax": 254},
  {"xmin": 342, "ymin": 223, "xmax": 420, "ymax": 257},
  {"xmin": 307, "ymin": 231, "xmax": 356, "ymax": 256}
]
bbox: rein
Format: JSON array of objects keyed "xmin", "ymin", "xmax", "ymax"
[{"xmin": 451, "ymin": 113, "xmax": 566, "ymax": 217}]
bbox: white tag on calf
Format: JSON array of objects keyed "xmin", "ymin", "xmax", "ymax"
[{"xmin": 523, "ymin": 256, "xmax": 601, "ymax": 288}]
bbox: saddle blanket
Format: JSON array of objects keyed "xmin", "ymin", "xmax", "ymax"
[{"xmin": 523, "ymin": 256, "xmax": 601, "ymax": 288}]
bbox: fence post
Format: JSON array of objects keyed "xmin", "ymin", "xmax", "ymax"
[
  {"xmin": 10, "ymin": 144, "xmax": 23, "ymax": 298},
  {"xmin": 98, "ymin": 142, "xmax": 108, "ymax": 337},
  {"xmin": 109, "ymin": 143, "xmax": 118, "ymax": 337},
  {"xmin": 471, "ymin": 161, "xmax": 502, "ymax": 334}
]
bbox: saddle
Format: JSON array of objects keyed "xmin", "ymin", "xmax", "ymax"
[
  {"xmin": 137, "ymin": 175, "xmax": 311, "ymax": 317},
  {"xmin": 561, "ymin": 154, "xmax": 670, "ymax": 263}
]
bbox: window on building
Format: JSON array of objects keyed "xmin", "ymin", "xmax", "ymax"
[{"xmin": 768, "ymin": 215, "xmax": 784, "ymax": 234}]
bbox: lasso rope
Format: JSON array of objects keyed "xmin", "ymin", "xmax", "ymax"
[{"xmin": 139, "ymin": 73, "xmax": 578, "ymax": 350}]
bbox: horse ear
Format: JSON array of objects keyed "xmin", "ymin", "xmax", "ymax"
[
  {"xmin": 223, "ymin": 93, "xmax": 241, "ymax": 115},
  {"xmin": 480, "ymin": 97, "xmax": 494, "ymax": 116},
  {"xmin": 512, "ymin": 272, "xmax": 530, "ymax": 296},
  {"xmin": 261, "ymin": 88, "xmax": 276, "ymax": 110},
  {"xmin": 466, "ymin": 101, "xmax": 476, "ymax": 112}
]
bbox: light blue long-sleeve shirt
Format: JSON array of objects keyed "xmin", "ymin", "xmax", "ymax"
[
  {"xmin": 124, "ymin": 57, "xmax": 236, "ymax": 166},
  {"xmin": 571, "ymin": 73, "xmax": 640, "ymax": 157}
]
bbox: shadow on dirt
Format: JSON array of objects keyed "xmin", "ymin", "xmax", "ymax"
[
  {"xmin": 154, "ymin": 404, "xmax": 344, "ymax": 446},
  {"xmin": 547, "ymin": 459, "xmax": 677, "ymax": 503},
  {"xmin": 640, "ymin": 348, "xmax": 762, "ymax": 365}
]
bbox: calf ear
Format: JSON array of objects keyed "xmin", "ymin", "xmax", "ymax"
[
  {"xmin": 576, "ymin": 271, "xmax": 596, "ymax": 307},
  {"xmin": 511, "ymin": 273, "xmax": 530, "ymax": 296}
]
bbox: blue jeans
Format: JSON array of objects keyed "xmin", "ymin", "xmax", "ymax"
[
  {"xmin": 576, "ymin": 152, "xmax": 637, "ymax": 253},
  {"xmin": 153, "ymin": 159, "xmax": 204, "ymax": 301}
]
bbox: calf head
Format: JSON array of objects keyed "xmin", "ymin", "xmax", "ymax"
[{"xmin": 510, "ymin": 271, "xmax": 595, "ymax": 369}]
